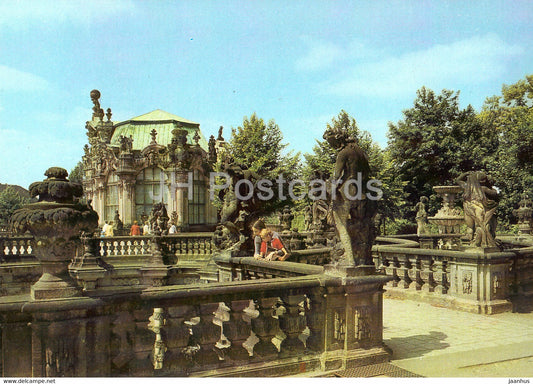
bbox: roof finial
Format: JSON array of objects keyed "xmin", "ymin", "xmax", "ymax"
[
  {"xmin": 90, "ymin": 89, "xmax": 104, "ymax": 120},
  {"xmin": 150, "ymin": 129, "xmax": 158, "ymax": 144},
  {"xmin": 106, "ymin": 108, "xmax": 112, "ymax": 122}
]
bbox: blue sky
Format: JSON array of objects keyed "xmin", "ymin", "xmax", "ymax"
[{"xmin": 0, "ymin": 0, "xmax": 531, "ymax": 188}]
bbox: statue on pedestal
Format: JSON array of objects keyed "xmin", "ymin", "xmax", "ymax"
[
  {"xmin": 323, "ymin": 127, "xmax": 377, "ymax": 268},
  {"xmin": 456, "ymin": 171, "xmax": 500, "ymax": 248},
  {"xmin": 415, "ymin": 196, "xmax": 429, "ymax": 236}
]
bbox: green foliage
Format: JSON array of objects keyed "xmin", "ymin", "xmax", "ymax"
[
  {"xmin": 479, "ymin": 75, "xmax": 533, "ymax": 225},
  {"xmin": 224, "ymin": 113, "xmax": 302, "ymax": 215},
  {"xmin": 384, "ymin": 218, "xmax": 417, "ymax": 235},
  {"xmin": 69, "ymin": 161, "xmax": 84, "ymax": 184},
  {"xmin": 0, "ymin": 187, "xmax": 30, "ymax": 225},
  {"xmin": 303, "ymin": 110, "xmax": 406, "ymax": 221},
  {"xmin": 387, "ymin": 87, "xmax": 495, "ymax": 218}
]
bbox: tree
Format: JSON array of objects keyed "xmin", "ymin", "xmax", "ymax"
[
  {"xmin": 387, "ymin": 87, "xmax": 494, "ymax": 218},
  {"xmin": 478, "ymin": 75, "xmax": 533, "ymax": 226},
  {"xmin": 303, "ymin": 110, "xmax": 406, "ymax": 224},
  {"xmin": 0, "ymin": 186, "xmax": 30, "ymax": 226},
  {"xmin": 222, "ymin": 113, "xmax": 302, "ymax": 215},
  {"xmin": 69, "ymin": 161, "xmax": 84, "ymax": 183}
]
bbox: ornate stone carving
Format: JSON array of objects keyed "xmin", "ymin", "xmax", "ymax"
[
  {"xmin": 354, "ymin": 307, "xmax": 372, "ymax": 342},
  {"xmin": 10, "ymin": 167, "xmax": 99, "ymax": 299},
  {"xmin": 119, "ymin": 135, "xmax": 133, "ymax": 154},
  {"xmin": 278, "ymin": 206, "xmax": 294, "ymax": 233},
  {"xmin": 148, "ymin": 308, "xmax": 167, "ymax": 370},
  {"xmin": 90, "ymin": 89, "xmax": 104, "ymax": 120},
  {"xmin": 323, "ymin": 125, "xmax": 377, "ymax": 268},
  {"xmin": 514, "ymin": 191, "xmax": 533, "ymax": 235},
  {"xmin": 456, "ymin": 171, "xmax": 500, "ymax": 248},
  {"xmin": 208, "ymin": 135, "xmax": 217, "ymax": 163},
  {"xmin": 462, "ymin": 271, "xmax": 473, "ymax": 294},
  {"xmin": 333, "ymin": 309, "xmax": 346, "ymax": 342}
]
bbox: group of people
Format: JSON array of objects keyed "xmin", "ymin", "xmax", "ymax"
[
  {"xmin": 251, "ymin": 220, "xmax": 290, "ymax": 262},
  {"xmin": 103, "ymin": 217, "xmax": 289, "ymax": 262},
  {"xmin": 128, "ymin": 220, "xmax": 178, "ymax": 236}
]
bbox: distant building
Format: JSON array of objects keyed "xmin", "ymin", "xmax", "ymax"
[{"xmin": 81, "ymin": 90, "xmax": 222, "ymax": 231}]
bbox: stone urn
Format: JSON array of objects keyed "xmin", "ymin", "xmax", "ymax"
[
  {"xmin": 428, "ymin": 185, "xmax": 464, "ymax": 234},
  {"xmin": 9, "ymin": 167, "xmax": 98, "ymax": 300}
]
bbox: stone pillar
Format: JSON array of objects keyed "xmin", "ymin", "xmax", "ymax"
[
  {"xmin": 174, "ymin": 171, "xmax": 190, "ymax": 232},
  {"xmin": 119, "ymin": 179, "xmax": 135, "ymax": 225}
]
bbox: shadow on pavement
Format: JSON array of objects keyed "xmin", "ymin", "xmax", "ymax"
[{"xmin": 385, "ymin": 330, "xmax": 450, "ymax": 360}]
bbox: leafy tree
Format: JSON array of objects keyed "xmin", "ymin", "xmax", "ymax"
[
  {"xmin": 69, "ymin": 161, "xmax": 84, "ymax": 183},
  {"xmin": 222, "ymin": 113, "xmax": 302, "ymax": 215},
  {"xmin": 387, "ymin": 87, "xmax": 494, "ymax": 218},
  {"xmin": 479, "ymin": 75, "xmax": 533, "ymax": 226},
  {"xmin": 0, "ymin": 186, "xmax": 30, "ymax": 226},
  {"xmin": 303, "ymin": 110, "xmax": 406, "ymax": 225}
]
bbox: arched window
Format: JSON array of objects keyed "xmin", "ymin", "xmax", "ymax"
[
  {"xmin": 188, "ymin": 170, "xmax": 206, "ymax": 225},
  {"xmin": 135, "ymin": 167, "xmax": 168, "ymax": 220},
  {"xmin": 104, "ymin": 173, "xmax": 119, "ymax": 222}
]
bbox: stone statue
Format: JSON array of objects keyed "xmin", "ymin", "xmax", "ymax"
[
  {"xmin": 216, "ymin": 161, "xmax": 261, "ymax": 253},
  {"xmin": 149, "ymin": 202, "xmax": 169, "ymax": 233},
  {"xmin": 208, "ymin": 135, "xmax": 217, "ymax": 163},
  {"xmin": 456, "ymin": 171, "xmax": 500, "ymax": 248},
  {"xmin": 415, "ymin": 196, "xmax": 429, "ymax": 236},
  {"xmin": 323, "ymin": 126, "xmax": 377, "ymax": 267},
  {"xmin": 90, "ymin": 89, "xmax": 104, "ymax": 119},
  {"xmin": 279, "ymin": 206, "xmax": 294, "ymax": 232},
  {"xmin": 217, "ymin": 126, "xmax": 224, "ymax": 141},
  {"xmin": 114, "ymin": 210, "xmax": 123, "ymax": 230},
  {"xmin": 119, "ymin": 135, "xmax": 133, "ymax": 154}
]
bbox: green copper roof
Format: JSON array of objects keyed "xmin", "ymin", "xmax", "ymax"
[{"xmin": 110, "ymin": 109, "xmax": 208, "ymax": 151}]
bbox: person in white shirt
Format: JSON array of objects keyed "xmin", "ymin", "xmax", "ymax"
[
  {"xmin": 168, "ymin": 224, "xmax": 177, "ymax": 234},
  {"xmin": 143, "ymin": 222, "xmax": 150, "ymax": 235},
  {"xmin": 101, "ymin": 221, "xmax": 110, "ymax": 237}
]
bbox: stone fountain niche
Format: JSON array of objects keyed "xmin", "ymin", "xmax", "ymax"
[{"xmin": 428, "ymin": 185, "xmax": 464, "ymax": 249}]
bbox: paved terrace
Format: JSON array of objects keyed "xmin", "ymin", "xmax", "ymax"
[{"xmin": 363, "ymin": 297, "xmax": 533, "ymax": 377}]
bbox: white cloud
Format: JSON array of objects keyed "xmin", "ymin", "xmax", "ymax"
[
  {"xmin": 0, "ymin": 0, "xmax": 136, "ymax": 28},
  {"xmin": 295, "ymin": 40, "xmax": 343, "ymax": 72},
  {"xmin": 323, "ymin": 34, "xmax": 524, "ymax": 98},
  {"xmin": 295, "ymin": 37, "xmax": 382, "ymax": 72},
  {"xmin": 0, "ymin": 65, "xmax": 49, "ymax": 92}
]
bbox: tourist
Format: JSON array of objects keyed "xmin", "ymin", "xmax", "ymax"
[
  {"xmin": 101, "ymin": 221, "xmax": 110, "ymax": 237},
  {"xmin": 258, "ymin": 228, "xmax": 289, "ymax": 261},
  {"xmin": 105, "ymin": 221, "xmax": 114, "ymax": 237},
  {"xmin": 130, "ymin": 220, "xmax": 141, "ymax": 236},
  {"xmin": 143, "ymin": 221, "xmax": 151, "ymax": 235},
  {"xmin": 252, "ymin": 219, "xmax": 266, "ymax": 259},
  {"xmin": 168, "ymin": 223, "xmax": 177, "ymax": 234}
]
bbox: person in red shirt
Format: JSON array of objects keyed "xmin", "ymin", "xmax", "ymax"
[
  {"xmin": 130, "ymin": 220, "xmax": 141, "ymax": 236},
  {"xmin": 259, "ymin": 229, "xmax": 290, "ymax": 261}
]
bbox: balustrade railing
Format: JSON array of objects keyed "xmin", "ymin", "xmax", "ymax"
[
  {"xmin": 0, "ymin": 235, "xmax": 35, "ymax": 262},
  {"xmin": 97, "ymin": 233, "xmax": 214, "ymax": 258}
]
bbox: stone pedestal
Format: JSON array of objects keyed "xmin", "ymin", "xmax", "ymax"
[
  {"xmin": 448, "ymin": 247, "xmax": 513, "ymax": 314},
  {"xmin": 9, "ymin": 167, "xmax": 99, "ymax": 300}
]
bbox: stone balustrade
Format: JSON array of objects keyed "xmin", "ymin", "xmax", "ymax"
[
  {"xmin": 372, "ymin": 236, "xmax": 533, "ymax": 314},
  {"xmin": 0, "ymin": 257, "xmax": 391, "ymax": 377},
  {"xmin": 0, "ymin": 235, "xmax": 35, "ymax": 261}
]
